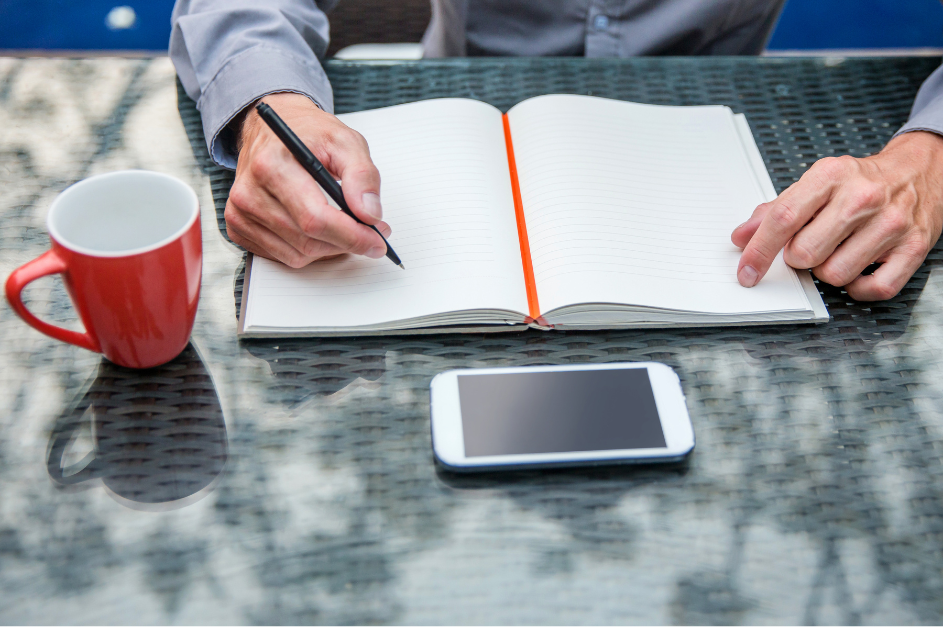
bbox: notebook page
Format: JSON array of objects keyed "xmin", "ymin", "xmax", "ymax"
[
  {"xmin": 244, "ymin": 99, "xmax": 528, "ymax": 330},
  {"xmin": 505, "ymin": 95, "xmax": 811, "ymax": 316}
]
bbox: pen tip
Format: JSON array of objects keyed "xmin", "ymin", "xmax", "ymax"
[{"xmin": 398, "ymin": 263, "xmax": 405, "ymax": 270}]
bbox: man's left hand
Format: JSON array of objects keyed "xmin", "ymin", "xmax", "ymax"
[{"xmin": 732, "ymin": 131, "xmax": 943, "ymax": 300}]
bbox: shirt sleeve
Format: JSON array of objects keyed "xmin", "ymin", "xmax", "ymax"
[
  {"xmin": 170, "ymin": 0, "xmax": 339, "ymax": 169},
  {"xmin": 895, "ymin": 64, "xmax": 943, "ymax": 138}
]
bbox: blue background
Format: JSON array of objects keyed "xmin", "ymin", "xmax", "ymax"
[{"xmin": 0, "ymin": 0, "xmax": 941, "ymax": 52}]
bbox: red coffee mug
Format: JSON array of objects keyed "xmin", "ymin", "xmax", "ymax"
[{"xmin": 6, "ymin": 170, "xmax": 202, "ymax": 369}]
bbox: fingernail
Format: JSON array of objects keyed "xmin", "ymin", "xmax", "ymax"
[
  {"xmin": 362, "ymin": 192, "xmax": 382, "ymax": 220},
  {"xmin": 738, "ymin": 265, "xmax": 759, "ymax": 287},
  {"xmin": 366, "ymin": 245, "xmax": 386, "ymax": 259},
  {"xmin": 735, "ymin": 221, "xmax": 747, "ymax": 230}
]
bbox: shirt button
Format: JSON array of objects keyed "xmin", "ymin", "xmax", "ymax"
[{"xmin": 593, "ymin": 14, "xmax": 610, "ymax": 30}]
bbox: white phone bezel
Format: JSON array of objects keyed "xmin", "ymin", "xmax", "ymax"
[{"xmin": 430, "ymin": 362, "xmax": 694, "ymax": 471}]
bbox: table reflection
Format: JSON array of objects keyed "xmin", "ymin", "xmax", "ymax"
[{"xmin": 46, "ymin": 343, "xmax": 227, "ymax": 511}]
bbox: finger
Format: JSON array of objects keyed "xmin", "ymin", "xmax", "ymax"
[
  {"xmin": 783, "ymin": 181, "xmax": 884, "ymax": 270},
  {"xmin": 244, "ymin": 211, "xmax": 348, "ymax": 261},
  {"xmin": 227, "ymin": 211, "xmax": 311, "ymax": 268},
  {"xmin": 737, "ymin": 160, "xmax": 840, "ymax": 287},
  {"xmin": 235, "ymin": 208, "xmax": 390, "ymax": 263},
  {"xmin": 252, "ymin": 146, "xmax": 387, "ymax": 258},
  {"xmin": 226, "ymin": 200, "xmax": 340, "ymax": 268},
  {"xmin": 227, "ymin": 216, "xmax": 302, "ymax": 267},
  {"xmin": 810, "ymin": 219, "xmax": 900, "ymax": 288},
  {"xmin": 731, "ymin": 202, "xmax": 772, "ymax": 249},
  {"xmin": 842, "ymin": 247, "xmax": 925, "ymax": 301},
  {"xmin": 230, "ymin": 178, "xmax": 346, "ymax": 259},
  {"xmin": 322, "ymin": 126, "xmax": 383, "ymax": 225}
]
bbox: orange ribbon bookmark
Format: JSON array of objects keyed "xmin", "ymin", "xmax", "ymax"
[{"xmin": 502, "ymin": 113, "xmax": 541, "ymax": 322}]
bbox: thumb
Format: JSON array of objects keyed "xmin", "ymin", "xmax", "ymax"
[{"xmin": 324, "ymin": 128, "xmax": 383, "ymax": 225}]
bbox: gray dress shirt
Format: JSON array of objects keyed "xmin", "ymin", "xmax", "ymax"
[{"xmin": 169, "ymin": 0, "xmax": 943, "ymax": 169}]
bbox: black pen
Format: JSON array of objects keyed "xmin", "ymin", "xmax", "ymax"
[{"xmin": 255, "ymin": 101, "xmax": 404, "ymax": 269}]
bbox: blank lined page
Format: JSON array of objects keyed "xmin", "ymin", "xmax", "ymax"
[
  {"xmin": 244, "ymin": 98, "xmax": 528, "ymax": 330},
  {"xmin": 506, "ymin": 95, "xmax": 811, "ymax": 316}
]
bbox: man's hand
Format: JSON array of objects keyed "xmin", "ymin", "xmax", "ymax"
[
  {"xmin": 225, "ymin": 92, "xmax": 391, "ymax": 268},
  {"xmin": 732, "ymin": 131, "xmax": 943, "ymax": 300}
]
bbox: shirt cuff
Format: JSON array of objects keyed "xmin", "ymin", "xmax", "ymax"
[
  {"xmin": 894, "ymin": 103, "xmax": 943, "ymax": 137},
  {"xmin": 197, "ymin": 45, "xmax": 334, "ymax": 169},
  {"xmin": 894, "ymin": 67, "xmax": 943, "ymax": 139}
]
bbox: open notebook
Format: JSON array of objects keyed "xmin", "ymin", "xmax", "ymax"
[{"xmin": 238, "ymin": 95, "xmax": 828, "ymax": 337}]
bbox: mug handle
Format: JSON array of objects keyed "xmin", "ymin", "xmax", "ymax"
[{"xmin": 5, "ymin": 249, "xmax": 100, "ymax": 353}]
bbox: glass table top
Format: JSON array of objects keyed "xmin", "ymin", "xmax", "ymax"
[{"xmin": 0, "ymin": 56, "xmax": 940, "ymax": 625}]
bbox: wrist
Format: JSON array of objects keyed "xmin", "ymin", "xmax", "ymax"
[
  {"xmin": 877, "ymin": 130, "xmax": 944, "ymax": 242},
  {"xmin": 871, "ymin": 131, "xmax": 943, "ymax": 199},
  {"xmin": 879, "ymin": 130, "xmax": 942, "ymax": 168},
  {"xmin": 234, "ymin": 92, "xmax": 326, "ymax": 154}
]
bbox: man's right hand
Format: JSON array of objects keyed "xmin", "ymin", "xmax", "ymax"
[{"xmin": 225, "ymin": 92, "xmax": 391, "ymax": 268}]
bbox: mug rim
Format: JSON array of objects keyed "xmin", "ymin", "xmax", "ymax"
[{"xmin": 47, "ymin": 170, "xmax": 200, "ymax": 258}]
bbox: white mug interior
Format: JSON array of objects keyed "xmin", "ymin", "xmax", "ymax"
[{"xmin": 47, "ymin": 170, "xmax": 199, "ymax": 257}]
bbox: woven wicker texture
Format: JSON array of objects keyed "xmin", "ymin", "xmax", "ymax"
[
  {"xmin": 45, "ymin": 344, "xmax": 227, "ymax": 506},
  {"xmin": 176, "ymin": 56, "xmax": 943, "ymax": 315},
  {"xmin": 174, "ymin": 58, "xmax": 942, "ymax": 623},
  {"xmin": 0, "ymin": 56, "xmax": 938, "ymax": 624},
  {"xmin": 325, "ymin": 0, "xmax": 431, "ymax": 56}
]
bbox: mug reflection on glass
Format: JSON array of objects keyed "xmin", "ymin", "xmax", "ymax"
[
  {"xmin": 5, "ymin": 170, "xmax": 202, "ymax": 369},
  {"xmin": 46, "ymin": 343, "xmax": 227, "ymax": 511}
]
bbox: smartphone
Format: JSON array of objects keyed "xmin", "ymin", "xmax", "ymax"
[{"xmin": 430, "ymin": 362, "xmax": 694, "ymax": 472}]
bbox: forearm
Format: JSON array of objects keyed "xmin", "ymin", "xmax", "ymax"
[{"xmin": 170, "ymin": 0, "xmax": 337, "ymax": 169}]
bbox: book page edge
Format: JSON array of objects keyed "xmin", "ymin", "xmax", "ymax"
[
  {"xmin": 797, "ymin": 271, "xmax": 830, "ymax": 322},
  {"xmin": 236, "ymin": 253, "xmax": 253, "ymax": 337},
  {"xmin": 238, "ymin": 324, "xmax": 531, "ymax": 338},
  {"xmin": 551, "ymin": 317, "xmax": 825, "ymax": 330},
  {"xmin": 733, "ymin": 113, "xmax": 778, "ymax": 201},
  {"xmin": 733, "ymin": 113, "xmax": 828, "ymax": 319}
]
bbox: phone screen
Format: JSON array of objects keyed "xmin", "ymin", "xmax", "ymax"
[{"xmin": 457, "ymin": 368, "xmax": 667, "ymax": 457}]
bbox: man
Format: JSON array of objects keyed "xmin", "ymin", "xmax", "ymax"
[{"xmin": 171, "ymin": 0, "xmax": 942, "ymax": 301}]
